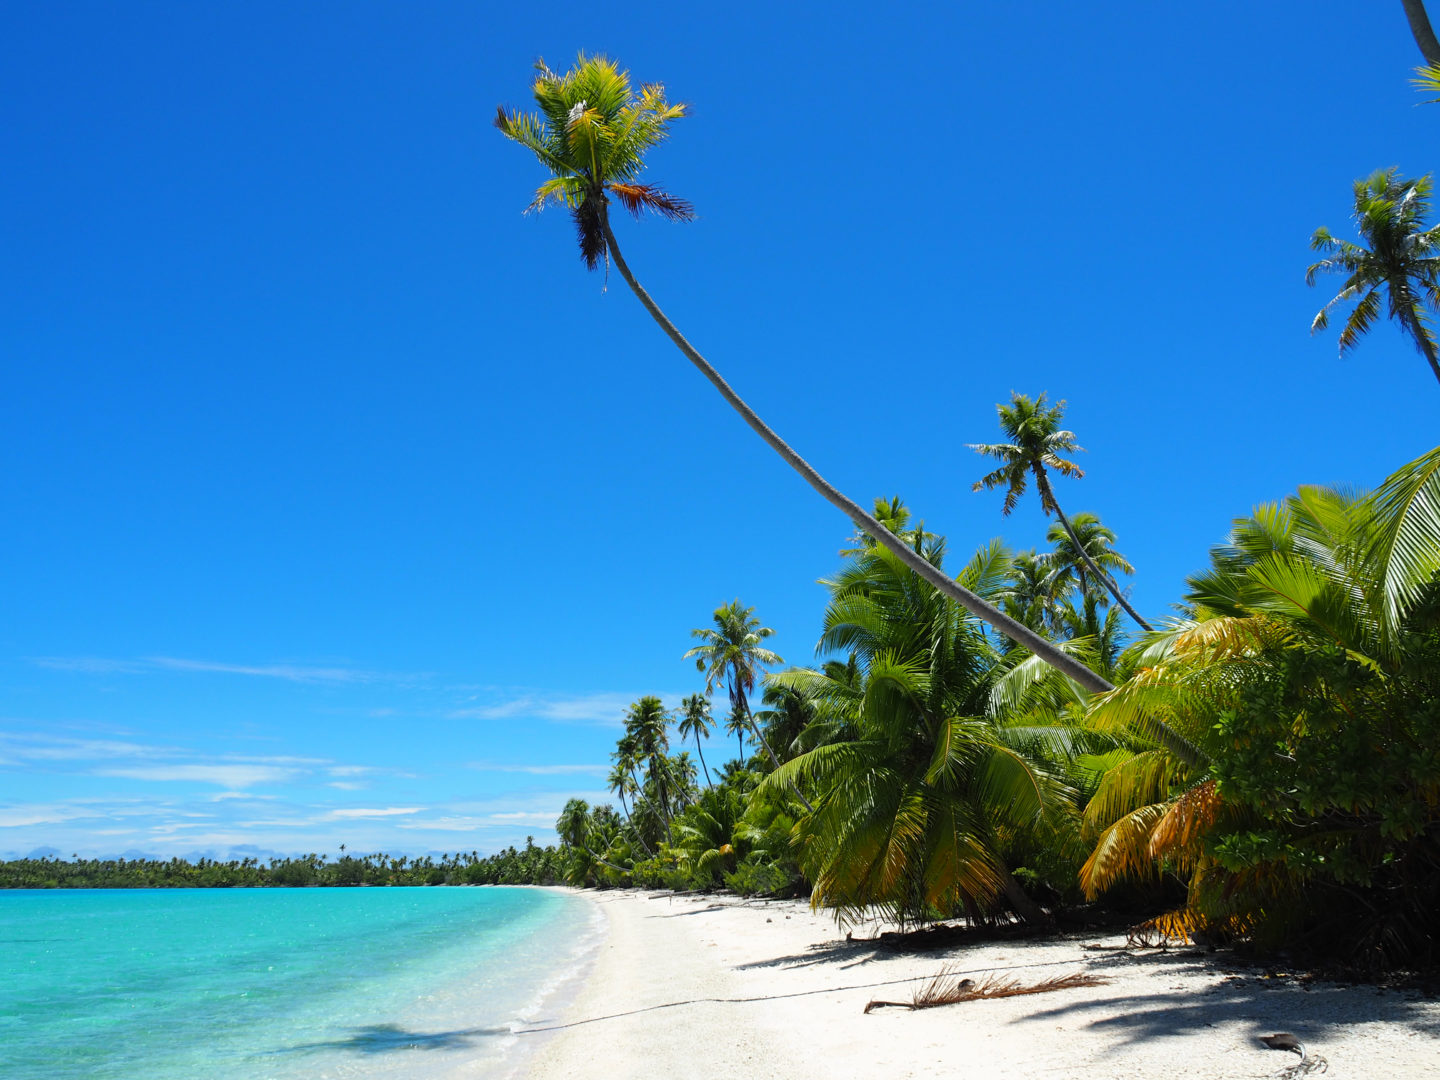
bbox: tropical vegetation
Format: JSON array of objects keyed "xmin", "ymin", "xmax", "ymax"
[{"xmin": 494, "ymin": 52, "xmax": 1440, "ymax": 971}]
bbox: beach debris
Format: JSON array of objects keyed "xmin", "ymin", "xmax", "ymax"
[
  {"xmin": 1260, "ymin": 1033, "xmax": 1328, "ymax": 1077},
  {"xmin": 863, "ymin": 969, "xmax": 1106, "ymax": 1013}
]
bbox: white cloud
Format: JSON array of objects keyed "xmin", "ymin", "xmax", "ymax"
[
  {"xmin": 30, "ymin": 654, "xmax": 403, "ymax": 685},
  {"xmin": 0, "ymin": 734, "xmax": 175, "ymax": 762},
  {"xmin": 327, "ymin": 807, "xmax": 424, "ymax": 819},
  {"xmin": 97, "ymin": 764, "xmax": 299, "ymax": 788},
  {"xmin": 450, "ymin": 690, "xmax": 680, "ymax": 725},
  {"xmin": 148, "ymin": 657, "xmax": 375, "ymax": 683},
  {"xmin": 0, "ymin": 803, "xmax": 106, "ymax": 828}
]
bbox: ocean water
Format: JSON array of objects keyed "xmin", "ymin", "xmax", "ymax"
[{"xmin": 0, "ymin": 886, "xmax": 600, "ymax": 1080}]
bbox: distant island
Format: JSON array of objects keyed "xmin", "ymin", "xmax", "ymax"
[{"xmin": 0, "ymin": 843, "xmax": 562, "ymax": 888}]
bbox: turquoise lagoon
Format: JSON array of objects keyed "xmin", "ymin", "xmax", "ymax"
[{"xmin": 0, "ymin": 886, "xmax": 599, "ymax": 1080}]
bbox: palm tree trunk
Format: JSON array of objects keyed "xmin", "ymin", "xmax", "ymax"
[
  {"xmin": 1414, "ymin": 316, "xmax": 1440, "ymax": 387},
  {"xmin": 1404, "ymin": 0, "xmax": 1440, "ymax": 65},
  {"xmin": 694, "ymin": 735, "xmax": 713, "ymax": 787},
  {"xmin": 597, "ymin": 210, "xmax": 1115, "ymax": 696},
  {"xmin": 618, "ymin": 789, "xmax": 654, "ymax": 857},
  {"xmin": 1001, "ymin": 871, "xmax": 1051, "ymax": 927},
  {"xmin": 1037, "ymin": 472, "xmax": 1154, "ymax": 633}
]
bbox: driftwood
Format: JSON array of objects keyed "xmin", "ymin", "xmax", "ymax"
[{"xmin": 864, "ymin": 969, "xmax": 1106, "ymax": 1013}]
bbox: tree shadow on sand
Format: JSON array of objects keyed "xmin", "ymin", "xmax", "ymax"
[
  {"xmin": 1010, "ymin": 953, "xmax": 1440, "ymax": 1049},
  {"xmin": 281, "ymin": 1023, "xmax": 513, "ymax": 1055}
]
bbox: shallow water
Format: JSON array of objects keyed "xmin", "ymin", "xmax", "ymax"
[{"xmin": 0, "ymin": 886, "xmax": 598, "ymax": 1080}]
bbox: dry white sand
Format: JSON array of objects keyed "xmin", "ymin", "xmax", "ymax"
[{"xmin": 515, "ymin": 888, "xmax": 1439, "ymax": 1080}]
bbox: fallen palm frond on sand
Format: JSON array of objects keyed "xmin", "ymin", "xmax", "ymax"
[{"xmin": 863, "ymin": 969, "xmax": 1107, "ymax": 1013}]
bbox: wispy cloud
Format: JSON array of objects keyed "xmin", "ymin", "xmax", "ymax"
[
  {"xmin": 468, "ymin": 762, "xmax": 609, "ymax": 776},
  {"xmin": 450, "ymin": 690, "xmax": 679, "ymax": 725},
  {"xmin": 0, "ymin": 734, "xmax": 177, "ymax": 762},
  {"xmin": 96, "ymin": 764, "xmax": 301, "ymax": 788},
  {"xmin": 31, "ymin": 655, "xmax": 402, "ymax": 685},
  {"xmin": 327, "ymin": 807, "xmax": 424, "ymax": 819}
]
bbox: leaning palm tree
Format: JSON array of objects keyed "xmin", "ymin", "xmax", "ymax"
[
  {"xmin": 496, "ymin": 54, "xmax": 1112, "ymax": 695},
  {"xmin": 676, "ymin": 692, "xmax": 715, "ymax": 787},
  {"xmin": 1308, "ymin": 168, "xmax": 1440, "ymax": 388},
  {"xmin": 970, "ymin": 393, "xmax": 1152, "ymax": 632}
]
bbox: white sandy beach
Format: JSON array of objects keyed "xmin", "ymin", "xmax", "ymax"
[{"xmin": 516, "ymin": 888, "xmax": 1439, "ymax": 1080}]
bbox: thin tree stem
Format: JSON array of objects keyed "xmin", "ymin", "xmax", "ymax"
[{"xmin": 598, "ymin": 209, "xmax": 1114, "ymax": 695}]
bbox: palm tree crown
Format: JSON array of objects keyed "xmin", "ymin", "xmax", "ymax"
[
  {"xmin": 969, "ymin": 392, "xmax": 1084, "ymax": 517},
  {"xmin": 971, "ymin": 394, "xmax": 1152, "ymax": 632},
  {"xmin": 1308, "ymin": 167, "xmax": 1440, "ymax": 387},
  {"xmin": 494, "ymin": 54, "xmax": 693, "ymax": 269},
  {"xmin": 684, "ymin": 601, "xmax": 787, "ymax": 769}
]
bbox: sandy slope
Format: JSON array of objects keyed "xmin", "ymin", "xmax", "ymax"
[{"xmin": 515, "ymin": 889, "xmax": 1439, "ymax": 1080}]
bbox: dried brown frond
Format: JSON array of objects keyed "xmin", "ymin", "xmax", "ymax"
[
  {"xmin": 1149, "ymin": 779, "xmax": 1223, "ymax": 859},
  {"xmin": 863, "ymin": 968, "xmax": 1105, "ymax": 1013},
  {"xmin": 572, "ymin": 198, "xmax": 605, "ymax": 269},
  {"xmin": 607, "ymin": 182, "xmax": 695, "ymax": 221},
  {"xmin": 493, "ymin": 105, "xmax": 511, "ymax": 131}
]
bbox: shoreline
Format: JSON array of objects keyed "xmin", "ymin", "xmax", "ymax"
[{"xmin": 515, "ymin": 889, "xmax": 1440, "ymax": 1079}]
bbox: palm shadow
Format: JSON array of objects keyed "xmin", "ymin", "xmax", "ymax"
[{"xmin": 283, "ymin": 1023, "xmax": 513, "ymax": 1055}]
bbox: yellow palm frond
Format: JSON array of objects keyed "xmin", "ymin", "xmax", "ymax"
[
  {"xmin": 1079, "ymin": 803, "xmax": 1167, "ymax": 899},
  {"xmin": 1148, "ymin": 779, "xmax": 1221, "ymax": 861}
]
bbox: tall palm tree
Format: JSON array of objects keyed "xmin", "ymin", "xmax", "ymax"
[
  {"xmin": 677, "ymin": 693, "xmax": 715, "ymax": 787},
  {"xmin": 684, "ymin": 600, "xmax": 787, "ymax": 771},
  {"xmin": 722, "ymin": 703, "xmax": 750, "ymax": 766},
  {"xmin": 625, "ymin": 696, "xmax": 675, "ymax": 830},
  {"xmin": 496, "ymin": 55, "xmax": 1112, "ymax": 695},
  {"xmin": 1308, "ymin": 168, "xmax": 1440, "ymax": 388},
  {"xmin": 1044, "ymin": 512, "xmax": 1136, "ymax": 609},
  {"xmin": 970, "ymin": 393, "xmax": 1153, "ymax": 632}
]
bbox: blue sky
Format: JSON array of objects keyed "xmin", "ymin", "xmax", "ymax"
[{"xmin": 2, "ymin": 2, "xmax": 1436, "ymax": 860}]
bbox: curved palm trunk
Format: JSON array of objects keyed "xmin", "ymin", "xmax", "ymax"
[
  {"xmin": 1404, "ymin": 0, "xmax": 1440, "ymax": 65},
  {"xmin": 1036, "ymin": 472, "xmax": 1153, "ymax": 633},
  {"xmin": 598, "ymin": 210, "xmax": 1114, "ymax": 696},
  {"xmin": 694, "ymin": 734, "xmax": 713, "ymax": 787}
]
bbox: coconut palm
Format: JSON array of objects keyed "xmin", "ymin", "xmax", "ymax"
[
  {"xmin": 754, "ymin": 680, "xmax": 814, "ymax": 763},
  {"xmin": 684, "ymin": 600, "xmax": 788, "ymax": 772},
  {"xmin": 1308, "ymin": 168, "xmax": 1440, "ymax": 388},
  {"xmin": 677, "ymin": 693, "xmax": 715, "ymax": 787},
  {"xmin": 496, "ymin": 55, "xmax": 1112, "ymax": 695},
  {"xmin": 762, "ymin": 538, "xmax": 1064, "ymax": 927},
  {"xmin": 624, "ymin": 696, "xmax": 675, "ymax": 829},
  {"xmin": 1044, "ymin": 512, "xmax": 1136, "ymax": 611},
  {"xmin": 722, "ymin": 702, "xmax": 749, "ymax": 766},
  {"xmin": 970, "ymin": 393, "xmax": 1153, "ymax": 632}
]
